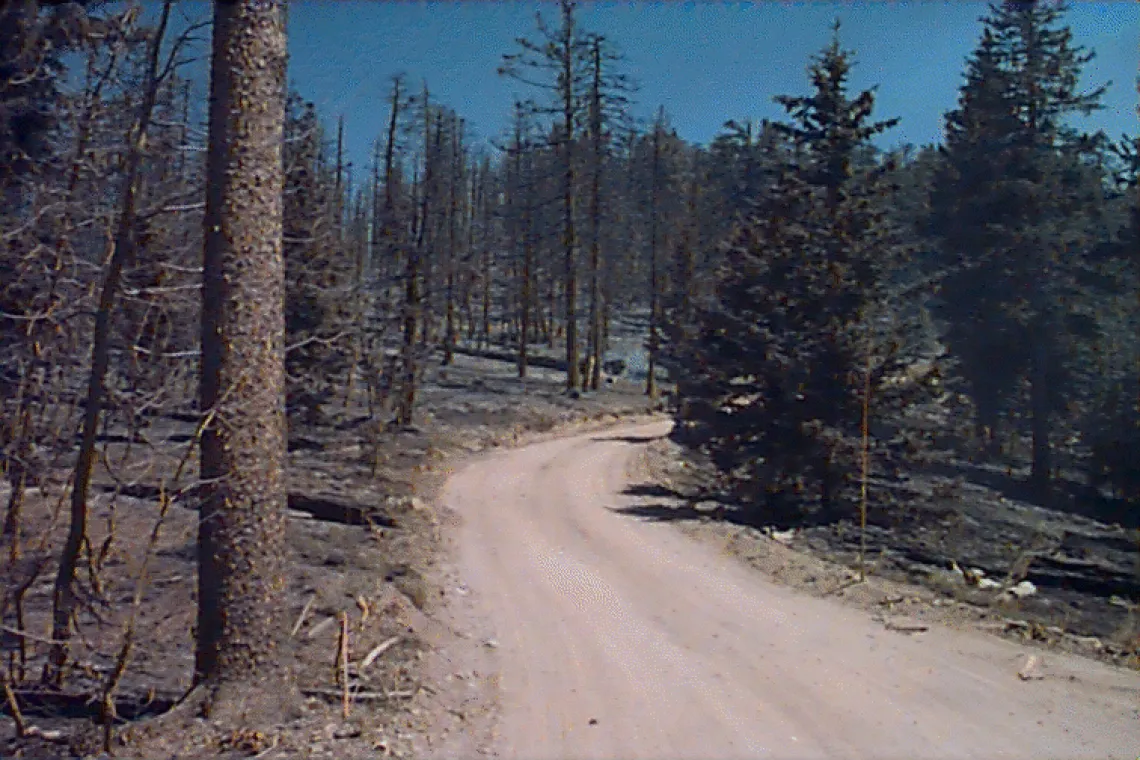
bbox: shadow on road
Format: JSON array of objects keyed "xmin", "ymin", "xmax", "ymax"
[
  {"xmin": 607, "ymin": 482, "xmax": 716, "ymax": 522},
  {"xmin": 612, "ymin": 482, "xmax": 850, "ymax": 532},
  {"xmin": 622, "ymin": 483, "xmax": 683, "ymax": 499},
  {"xmin": 591, "ymin": 433, "xmax": 667, "ymax": 444},
  {"xmin": 607, "ymin": 501, "xmax": 713, "ymax": 522}
]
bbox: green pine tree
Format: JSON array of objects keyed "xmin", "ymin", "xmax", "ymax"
[
  {"xmin": 666, "ymin": 23, "xmax": 913, "ymax": 519},
  {"xmin": 929, "ymin": 0, "xmax": 1107, "ymax": 495}
]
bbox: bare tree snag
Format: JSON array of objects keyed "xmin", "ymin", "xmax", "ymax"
[
  {"xmin": 477, "ymin": 156, "xmax": 493, "ymax": 351},
  {"xmin": 442, "ymin": 116, "xmax": 461, "ymax": 366},
  {"xmin": 500, "ymin": 0, "xmax": 585, "ymax": 390},
  {"xmin": 507, "ymin": 102, "xmax": 534, "ymax": 379},
  {"xmin": 646, "ymin": 108, "xmax": 665, "ymax": 400},
  {"xmin": 381, "ymin": 75, "xmax": 403, "ymax": 314},
  {"xmin": 396, "ymin": 86, "xmax": 435, "ymax": 427},
  {"xmin": 559, "ymin": 3, "xmax": 581, "ymax": 391},
  {"xmin": 46, "ymin": 2, "xmax": 173, "ymax": 687},
  {"xmin": 586, "ymin": 37, "xmax": 604, "ymax": 391}
]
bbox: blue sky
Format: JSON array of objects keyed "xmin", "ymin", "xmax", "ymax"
[{"xmin": 159, "ymin": 2, "xmax": 1136, "ymax": 175}]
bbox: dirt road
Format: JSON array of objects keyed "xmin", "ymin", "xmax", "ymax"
[{"xmin": 435, "ymin": 419, "xmax": 1140, "ymax": 759}]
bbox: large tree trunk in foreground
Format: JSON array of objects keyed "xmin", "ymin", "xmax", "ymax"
[{"xmin": 196, "ymin": 0, "xmax": 291, "ymax": 704}]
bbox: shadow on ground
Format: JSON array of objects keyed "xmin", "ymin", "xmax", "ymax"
[
  {"xmin": 592, "ymin": 433, "xmax": 668, "ymax": 445},
  {"xmin": 611, "ymin": 482, "xmax": 848, "ymax": 531},
  {"xmin": 922, "ymin": 459, "xmax": 1140, "ymax": 530}
]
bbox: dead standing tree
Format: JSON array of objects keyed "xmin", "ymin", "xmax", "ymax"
[
  {"xmin": 360, "ymin": 74, "xmax": 408, "ymax": 419},
  {"xmin": 394, "ymin": 85, "xmax": 448, "ymax": 427},
  {"xmin": 582, "ymin": 33, "xmax": 633, "ymax": 391},
  {"xmin": 45, "ymin": 1, "xmax": 177, "ymax": 686},
  {"xmin": 646, "ymin": 108, "xmax": 665, "ymax": 400},
  {"xmin": 500, "ymin": 0, "xmax": 589, "ymax": 391},
  {"xmin": 501, "ymin": 101, "xmax": 540, "ymax": 378},
  {"xmin": 1, "ymin": 4, "xmax": 127, "ymax": 686},
  {"xmin": 441, "ymin": 115, "xmax": 465, "ymax": 366}
]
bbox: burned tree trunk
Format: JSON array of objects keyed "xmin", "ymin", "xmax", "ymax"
[
  {"xmin": 646, "ymin": 112, "xmax": 664, "ymax": 400},
  {"xmin": 560, "ymin": 62, "xmax": 581, "ymax": 392},
  {"xmin": 195, "ymin": 0, "xmax": 292, "ymax": 710},
  {"xmin": 396, "ymin": 91, "xmax": 437, "ymax": 427},
  {"xmin": 442, "ymin": 117, "xmax": 461, "ymax": 366},
  {"xmin": 586, "ymin": 39, "xmax": 604, "ymax": 391}
]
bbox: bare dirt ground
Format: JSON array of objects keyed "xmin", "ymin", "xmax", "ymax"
[
  {"xmin": 427, "ymin": 418, "xmax": 1140, "ymax": 760},
  {"xmin": 641, "ymin": 431, "xmax": 1140, "ymax": 670},
  {"xmin": 0, "ymin": 351, "xmax": 658, "ymax": 759}
]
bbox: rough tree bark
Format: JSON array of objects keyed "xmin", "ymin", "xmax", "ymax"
[{"xmin": 196, "ymin": 0, "xmax": 293, "ymax": 713}]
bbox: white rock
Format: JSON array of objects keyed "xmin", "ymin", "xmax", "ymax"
[
  {"xmin": 766, "ymin": 527, "xmax": 796, "ymax": 543},
  {"xmin": 1005, "ymin": 580, "xmax": 1037, "ymax": 599},
  {"xmin": 1017, "ymin": 653, "xmax": 1044, "ymax": 681}
]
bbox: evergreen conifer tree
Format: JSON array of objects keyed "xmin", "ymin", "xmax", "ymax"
[
  {"xmin": 666, "ymin": 24, "xmax": 912, "ymax": 518},
  {"xmin": 929, "ymin": 0, "xmax": 1106, "ymax": 494}
]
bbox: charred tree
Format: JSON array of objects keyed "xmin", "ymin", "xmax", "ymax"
[{"xmin": 196, "ymin": 0, "xmax": 293, "ymax": 712}]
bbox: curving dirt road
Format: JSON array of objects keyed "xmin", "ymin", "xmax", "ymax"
[{"xmin": 435, "ymin": 419, "xmax": 1140, "ymax": 759}]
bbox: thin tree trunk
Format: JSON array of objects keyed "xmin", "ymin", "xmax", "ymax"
[
  {"xmin": 443, "ymin": 117, "xmax": 461, "ymax": 366},
  {"xmin": 511, "ymin": 109, "xmax": 532, "ymax": 378},
  {"xmin": 335, "ymin": 114, "xmax": 345, "ymax": 230},
  {"xmin": 519, "ymin": 208, "xmax": 534, "ymax": 379},
  {"xmin": 46, "ymin": 2, "xmax": 172, "ymax": 686},
  {"xmin": 397, "ymin": 169, "xmax": 421, "ymax": 428},
  {"xmin": 587, "ymin": 39, "xmax": 604, "ymax": 391},
  {"xmin": 176, "ymin": 79, "xmax": 191, "ymax": 176},
  {"xmin": 1030, "ymin": 321, "xmax": 1052, "ymax": 498},
  {"xmin": 381, "ymin": 77, "xmax": 402, "ymax": 315},
  {"xmin": 560, "ymin": 5, "xmax": 580, "ymax": 391},
  {"xmin": 420, "ymin": 112, "xmax": 444, "ymax": 353},
  {"xmin": 547, "ymin": 268, "xmax": 556, "ymax": 348},
  {"xmin": 646, "ymin": 115, "xmax": 663, "ymax": 399},
  {"xmin": 339, "ymin": 115, "xmax": 364, "ymax": 412},
  {"xmin": 397, "ymin": 96, "xmax": 436, "ymax": 426},
  {"xmin": 677, "ymin": 158, "xmax": 699, "ymax": 327},
  {"xmin": 3, "ymin": 405, "xmax": 31, "ymax": 562},
  {"xmin": 1023, "ymin": 30, "xmax": 1052, "ymax": 499},
  {"xmin": 479, "ymin": 162, "xmax": 492, "ymax": 351}
]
